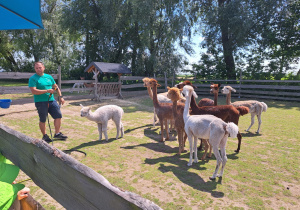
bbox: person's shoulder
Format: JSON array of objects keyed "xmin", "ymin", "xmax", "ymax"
[
  {"xmin": 29, "ymin": 73, "xmax": 38, "ymax": 80},
  {"xmin": 44, "ymin": 73, "xmax": 53, "ymax": 78}
]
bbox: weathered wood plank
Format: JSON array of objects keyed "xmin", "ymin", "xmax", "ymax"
[
  {"xmin": 0, "ymin": 72, "xmax": 58, "ymax": 79},
  {"xmin": 0, "ymin": 123, "xmax": 161, "ymax": 210}
]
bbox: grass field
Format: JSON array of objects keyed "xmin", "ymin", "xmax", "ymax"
[{"xmin": 1, "ymin": 92, "xmax": 299, "ymax": 210}]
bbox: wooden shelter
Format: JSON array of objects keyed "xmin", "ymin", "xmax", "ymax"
[{"xmin": 84, "ymin": 62, "xmax": 132, "ymax": 101}]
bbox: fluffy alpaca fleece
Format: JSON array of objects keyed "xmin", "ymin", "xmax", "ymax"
[
  {"xmin": 166, "ymin": 87, "xmax": 188, "ymax": 155},
  {"xmin": 182, "ymin": 85, "xmax": 239, "ymax": 180},
  {"xmin": 188, "ymin": 90, "xmax": 248, "ymax": 153},
  {"xmin": 221, "ymin": 86, "xmax": 268, "ymax": 134},
  {"xmin": 80, "ymin": 104, "xmax": 124, "ymax": 141}
]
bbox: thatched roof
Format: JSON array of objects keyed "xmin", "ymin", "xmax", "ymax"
[{"xmin": 84, "ymin": 62, "xmax": 132, "ymax": 74}]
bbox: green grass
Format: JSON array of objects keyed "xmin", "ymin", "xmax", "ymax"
[{"xmin": 1, "ymin": 93, "xmax": 300, "ymax": 209}]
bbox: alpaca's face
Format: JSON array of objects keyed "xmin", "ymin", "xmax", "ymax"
[
  {"xmin": 210, "ymin": 83, "xmax": 221, "ymax": 94},
  {"xmin": 221, "ymin": 86, "xmax": 235, "ymax": 94},
  {"xmin": 80, "ymin": 107, "xmax": 90, "ymax": 117},
  {"xmin": 175, "ymin": 81, "xmax": 197, "ymax": 90},
  {"xmin": 167, "ymin": 87, "xmax": 181, "ymax": 101},
  {"xmin": 142, "ymin": 77, "xmax": 150, "ymax": 87},
  {"xmin": 149, "ymin": 79, "xmax": 160, "ymax": 88}
]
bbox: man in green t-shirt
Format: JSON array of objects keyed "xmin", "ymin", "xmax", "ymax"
[{"xmin": 28, "ymin": 61, "xmax": 68, "ymax": 143}]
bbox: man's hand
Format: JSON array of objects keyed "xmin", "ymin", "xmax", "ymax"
[
  {"xmin": 17, "ymin": 187, "xmax": 30, "ymax": 200},
  {"xmin": 59, "ymin": 97, "xmax": 65, "ymax": 105}
]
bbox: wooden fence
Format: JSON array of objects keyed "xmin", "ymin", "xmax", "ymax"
[
  {"xmin": 120, "ymin": 76, "xmax": 300, "ymax": 102},
  {"xmin": 0, "ymin": 123, "xmax": 161, "ymax": 210},
  {"xmin": 1, "ymin": 72, "xmax": 300, "ymax": 102}
]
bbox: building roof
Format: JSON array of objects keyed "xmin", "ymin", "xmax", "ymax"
[{"xmin": 84, "ymin": 62, "xmax": 132, "ymax": 74}]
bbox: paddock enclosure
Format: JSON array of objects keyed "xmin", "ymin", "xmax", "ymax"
[
  {"xmin": 1, "ymin": 71, "xmax": 300, "ymax": 101},
  {"xmin": 1, "ymin": 85, "xmax": 299, "ymax": 209}
]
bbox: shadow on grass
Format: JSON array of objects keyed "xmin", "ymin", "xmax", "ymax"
[
  {"xmin": 242, "ymin": 132, "xmax": 262, "ymax": 137},
  {"xmin": 64, "ymin": 137, "xmax": 118, "ymax": 151},
  {"xmin": 144, "ymin": 155, "xmax": 224, "ymax": 198}
]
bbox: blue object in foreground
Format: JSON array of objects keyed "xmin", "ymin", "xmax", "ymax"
[{"xmin": 0, "ymin": 99, "xmax": 12, "ymax": 108}]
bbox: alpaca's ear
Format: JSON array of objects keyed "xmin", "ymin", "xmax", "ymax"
[
  {"xmin": 231, "ymin": 88, "xmax": 236, "ymax": 92},
  {"xmin": 167, "ymin": 86, "xmax": 170, "ymax": 90},
  {"xmin": 157, "ymin": 83, "xmax": 161, "ymax": 87},
  {"xmin": 218, "ymin": 83, "xmax": 221, "ymax": 88},
  {"xmin": 80, "ymin": 104, "xmax": 84, "ymax": 108}
]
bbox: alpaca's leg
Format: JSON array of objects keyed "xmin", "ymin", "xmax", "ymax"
[
  {"xmin": 256, "ymin": 114, "xmax": 262, "ymax": 134},
  {"xmin": 208, "ymin": 142, "xmax": 212, "ymax": 158},
  {"xmin": 177, "ymin": 129, "xmax": 183, "ymax": 155},
  {"xmin": 218, "ymin": 136, "xmax": 228, "ymax": 177},
  {"xmin": 114, "ymin": 120, "xmax": 120, "ymax": 139},
  {"xmin": 102, "ymin": 122, "xmax": 108, "ymax": 141},
  {"xmin": 245, "ymin": 112, "xmax": 256, "ymax": 132},
  {"xmin": 120, "ymin": 122, "xmax": 124, "ymax": 138},
  {"xmin": 198, "ymin": 139, "xmax": 203, "ymax": 151},
  {"xmin": 97, "ymin": 123, "xmax": 102, "ymax": 141},
  {"xmin": 235, "ymin": 131, "xmax": 242, "ymax": 153},
  {"xmin": 209, "ymin": 145, "xmax": 223, "ymax": 180},
  {"xmin": 201, "ymin": 139, "xmax": 209, "ymax": 160},
  {"xmin": 187, "ymin": 135, "xmax": 194, "ymax": 166},
  {"xmin": 193, "ymin": 136, "xmax": 198, "ymax": 163},
  {"xmin": 159, "ymin": 119, "xmax": 164, "ymax": 142},
  {"xmin": 183, "ymin": 132, "xmax": 187, "ymax": 147},
  {"xmin": 153, "ymin": 108, "xmax": 157, "ymax": 127},
  {"xmin": 165, "ymin": 119, "xmax": 170, "ymax": 140}
]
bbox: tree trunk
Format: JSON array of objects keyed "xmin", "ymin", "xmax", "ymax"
[{"xmin": 218, "ymin": 0, "xmax": 236, "ymax": 79}]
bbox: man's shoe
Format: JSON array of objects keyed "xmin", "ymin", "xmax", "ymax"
[
  {"xmin": 42, "ymin": 134, "xmax": 53, "ymax": 143},
  {"xmin": 54, "ymin": 132, "xmax": 68, "ymax": 140}
]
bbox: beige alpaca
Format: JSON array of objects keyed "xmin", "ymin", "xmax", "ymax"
[{"xmin": 221, "ymin": 86, "xmax": 268, "ymax": 134}]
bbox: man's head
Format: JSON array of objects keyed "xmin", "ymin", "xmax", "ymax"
[{"xmin": 34, "ymin": 62, "xmax": 45, "ymax": 76}]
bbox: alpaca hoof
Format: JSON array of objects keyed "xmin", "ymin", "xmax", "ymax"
[
  {"xmin": 234, "ymin": 149, "xmax": 240, "ymax": 153},
  {"xmin": 159, "ymin": 139, "xmax": 164, "ymax": 142},
  {"xmin": 187, "ymin": 162, "xmax": 192, "ymax": 166},
  {"xmin": 207, "ymin": 155, "xmax": 211, "ymax": 158},
  {"xmin": 209, "ymin": 176, "xmax": 216, "ymax": 180}
]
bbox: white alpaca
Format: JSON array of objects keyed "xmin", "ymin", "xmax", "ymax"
[
  {"xmin": 221, "ymin": 86, "xmax": 268, "ymax": 134},
  {"xmin": 80, "ymin": 104, "xmax": 124, "ymax": 141},
  {"xmin": 182, "ymin": 85, "xmax": 239, "ymax": 180}
]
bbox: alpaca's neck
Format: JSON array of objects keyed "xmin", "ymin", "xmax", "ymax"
[
  {"xmin": 214, "ymin": 92, "xmax": 218, "ymax": 106},
  {"xmin": 86, "ymin": 111, "xmax": 98, "ymax": 121},
  {"xmin": 183, "ymin": 91, "xmax": 191, "ymax": 123},
  {"xmin": 172, "ymin": 100, "xmax": 179, "ymax": 118},
  {"xmin": 226, "ymin": 92, "xmax": 232, "ymax": 105},
  {"xmin": 147, "ymin": 87, "xmax": 153, "ymax": 100},
  {"xmin": 152, "ymin": 84, "xmax": 159, "ymax": 108},
  {"xmin": 190, "ymin": 94, "xmax": 199, "ymax": 110}
]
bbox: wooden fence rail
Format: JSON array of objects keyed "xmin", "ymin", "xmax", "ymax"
[
  {"xmin": 1, "ymin": 72, "xmax": 300, "ymax": 101},
  {"xmin": 0, "ymin": 123, "xmax": 161, "ymax": 210}
]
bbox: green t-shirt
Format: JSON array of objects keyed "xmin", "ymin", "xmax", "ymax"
[{"xmin": 28, "ymin": 73, "xmax": 56, "ymax": 102}]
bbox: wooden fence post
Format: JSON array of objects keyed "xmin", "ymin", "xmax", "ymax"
[
  {"xmin": 58, "ymin": 65, "xmax": 61, "ymax": 90},
  {"xmin": 239, "ymin": 70, "xmax": 242, "ymax": 98}
]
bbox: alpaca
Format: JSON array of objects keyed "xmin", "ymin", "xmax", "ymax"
[
  {"xmin": 187, "ymin": 89, "xmax": 248, "ymax": 153},
  {"xmin": 182, "ymin": 85, "xmax": 239, "ymax": 180},
  {"xmin": 80, "ymin": 104, "xmax": 124, "ymax": 141},
  {"xmin": 209, "ymin": 83, "xmax": 221, "ymax": 106},
  {"xmin": 143, "ymin": 77, "xmax": 184, "ymax": 131},
  {"xmin": 166, "ymin": 87, "xmax": 188, "ymax": 155},
  {"xmin": 176, "ymin": 81, "xmax": 220, "ymax": 152},
  {"xmin": 146, "ymin": 79, "xmax": 175, "ymax": 142},
  {"xmin": 221, "ymin": 86, "xmax": 268, "ymax": 134},
  {"xmin": 175, "ymin": 81, "xmax": 215, "ymax": 107}
]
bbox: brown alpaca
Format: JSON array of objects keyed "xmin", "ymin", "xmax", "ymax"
[
  {"xmin": 189, "ymin": 93, "xmax": 249, "ymax": 153},
  {"xmin": 166, "ymin": 87, "xmax": 188, "ymax": 155},
  {"xmin": 209, "ymin": 83, "xmax": 221, "ymax": 106},
  {"xmin": 147, "ymin": 79, "xmax": 175, "ymax": 142}
]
